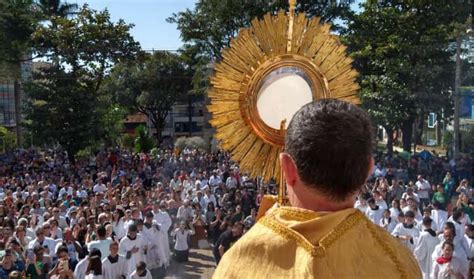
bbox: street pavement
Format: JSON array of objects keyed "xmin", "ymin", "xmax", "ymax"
[{"xmin": 161, "ymin": 248, "xmax": 216, "ymax": 279}]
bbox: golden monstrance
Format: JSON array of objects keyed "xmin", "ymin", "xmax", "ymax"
[{"xmin": 208, "ymin": 0, "xmax": 360, "ymax": 212}]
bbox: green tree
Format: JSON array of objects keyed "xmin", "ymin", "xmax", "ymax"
[
  {"xmin": 25, "ymin": 67, "xmax": 100, "ymax": 162},
  {"xmin": 168, "ymin": 0, "xmax": 355, "ymax": 96},
  {"xmin": 344, "ymin": 0, "xmax": 469, "ymax": 152},
  {"xmin": 34, "ymin": 0, "xmax": 77, "ymax": 18},
  {"xmin": 25, "ymin": 5, "xmax": 140, "ymax": 162},
  {"xmin": 168, "ymin": 0, "xmax": 354, "ymax": 60},
  {"xmin": 0, "ymin": 0, "xmax": 37, "ymax": 64},
  {"xmin": 0, "ymin": 0, "xmax": 38, "ymax": 145},
  {"xmin": 105, "ymin": 51, "xmax": 192, "ymax": 144},
  {"xmin": 359, "ymin": 74, "xmax": 416, "ymax": 154}
]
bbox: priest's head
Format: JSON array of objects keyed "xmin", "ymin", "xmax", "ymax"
[{"xmin": 280, "ymin": 99, "xmax": 374, "ymax": 212}]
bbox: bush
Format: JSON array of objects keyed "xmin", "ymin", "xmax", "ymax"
[
  {"xmin": 174, "ymin": 136, "xmax": 208, "ymax": 151},
  {"xmin": 121, "ymin": 133, "xmax": 135, "ymax": 150},
  {"xmin": 443, "ymin": 131, "xmax": 453, "ymax": 147},
  {"xmin": 134, "ymin": 125, "xmax": 154, "ymax": 153},
  {"xmin": 0, "ymin": 127, "xmax": 17, "ymax": 152}
]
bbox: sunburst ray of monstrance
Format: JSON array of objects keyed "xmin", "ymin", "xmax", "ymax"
[{"xmin": 208, "ymin": 0, "xmax": 360, "ymax": 207}]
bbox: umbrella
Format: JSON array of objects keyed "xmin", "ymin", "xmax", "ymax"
[{"xmin": 418, "ymin": 150, "xmax": 432, "ymax": 161}]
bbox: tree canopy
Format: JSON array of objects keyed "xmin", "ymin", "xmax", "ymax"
[
  {"xmin": 103, "ymin": 51, "xmax": 192, "ymax": 144},
  {"xmin": 25, "ymin": 5, "xmax": 140, "ymax": 161},
  {"xmin": 343, "ymin": 0, "xmax": 471, "ymax": 152}
]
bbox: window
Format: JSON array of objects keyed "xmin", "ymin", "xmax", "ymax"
[{"xmin": 174, "ymin": 122, "xmax": 202, "ymax": 133}]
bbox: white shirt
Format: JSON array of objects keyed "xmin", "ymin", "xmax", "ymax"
[
  {"xmin": 93, "ymin": 183, "xmax": 107, "ymax": 193},
  {"xmin": 416, "ymin": 179, "xmax": 431, "ymax": 199},
  {"xmin": 465, "ymin": 235, "xmax": 474, "ymax": 260},
  {"xmin": 209, "ymin": 175, "xmax": 221, "ymax": 187},
  {"xmin": 77, "ymin": 189, "xmax": 88, "ymax": 199},
  {"xmin": 392, "ymin": 223, "xmax": 420, "ymax": 251},
  {"xmin": 225, "ymin": 177, "xmax": 237, "ymax": 189},
  {"xmin": 354, "ymin": 200, "xmax": 367, "ymax": 213},
  {"xmin": 170, "ymin": 179, "xmax": 180, "ymax": 190},
  {"xmin": 402, "ymin": 206, "xmax": 423, "ymax": 222},
  {"xmin": 365, "ymin": 206, "xmax": 384, "ymax": 225},
  {"xmin": 28, "ymin": 237, "xmax": 58, "ymax": 257},
  {"xmin": 177, "ymin": 206, "xmax": 193, "ymax": 221},
  {"xmin": 113, "ymin": 219, "xmax": 126, "ymax": 241},
  {"xmin": 375, "ymin": 199, "xmax": 388, "ymax": 210},
  {"xmin": 203, "ymin": 194, "xmax": 217, "ymax": 209},
  {"xmin": 58, "ymin": 187, "xmax": 73, "ymax": 199},
  {"xmin": 401, "ymin": 192, "xmax": 420, "ymax": 203},
  {"xmin": 87, "ymin": 238, "xmax": 112, "ymax": 260},
  {"xmin": 389, "ymin": 208, "xmax": 401, "ymax": 221},
  {"xmin": 171, "ymin": 228, "xmax": 194, "ymax": 251}
]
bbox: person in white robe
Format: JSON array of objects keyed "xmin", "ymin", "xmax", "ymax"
[
  {"xmin": 464, "ymin": 224, "xmax": 474, "ymax": 260},
  {"xmin": 141, "ymin": 212, "xmax": 165, "ymax": 270},
  {"xmin": 128, "ymin": 261, "xmax": 152, "ymax": 279},
  {"xmin": 119, "ymin": 224, "xmax": 145, "ymax": 276},
  {"xmin": 85, "ymin": 255, "xmax": 103, "ymax": 279},
  {"xmin": 153, "ymin": 202, "xmax": 172, "ymax": 267},
  {"xmin": 432, "ymin": 226, "xmax": 469, "ymax": 278},
  {"xmin": 354, "ymin": 196, "xmax": 368, "ymax": 213},
  {"xmin": 75, "ymin": 249, "xmax": 102, "ymax": 279},
  {"xmin": 379, "ymin": 209, "xmax": 397, "ymax": 233},
  {"xmin": 431, "ymin": 202, "xmax": 448, "ymax": 233},
  {"xmin": 448, "ymin": 208, "xmax": 467, "ymax": 244},
  {"xmin": 75, "ymin": 257, "xmax": 90, "ymax": 279},
  {"xmin": 431, "ymin": 241, "xmax": 466, "ymax": 279},
  {"xmin": 438, "ymin": 222, "xmax": 470, "ymax": 261},
  {"xmin": 391, "ymin": 210, "xmax": 420, "ymax": 251},
  {"xmin": 417, "ymin": 208, "xmax": 438, "ymax": 232},
  {"xmin": 414, "ymin": 217, "xmax": 440, "ymax": 279},
  {"xmin": 102, "ymin": 242, "xmax": 127, "ymax": 279},
  {"xmin": 365, "ymin": 198, "xmax": 384, "ymax": 224}
]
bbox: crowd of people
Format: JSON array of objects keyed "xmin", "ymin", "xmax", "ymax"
[
  {"xmin": 0, "ymin": 147, "xmax": 471, "ymax": 279},
  {"xmin": 360, "ymin": 151, "xmax": 472, "ymax": 279}
]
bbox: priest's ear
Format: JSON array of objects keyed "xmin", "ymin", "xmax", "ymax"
[{"xmin": 280, "ymin": 152, "xmax": 300, "ymax": 188}]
